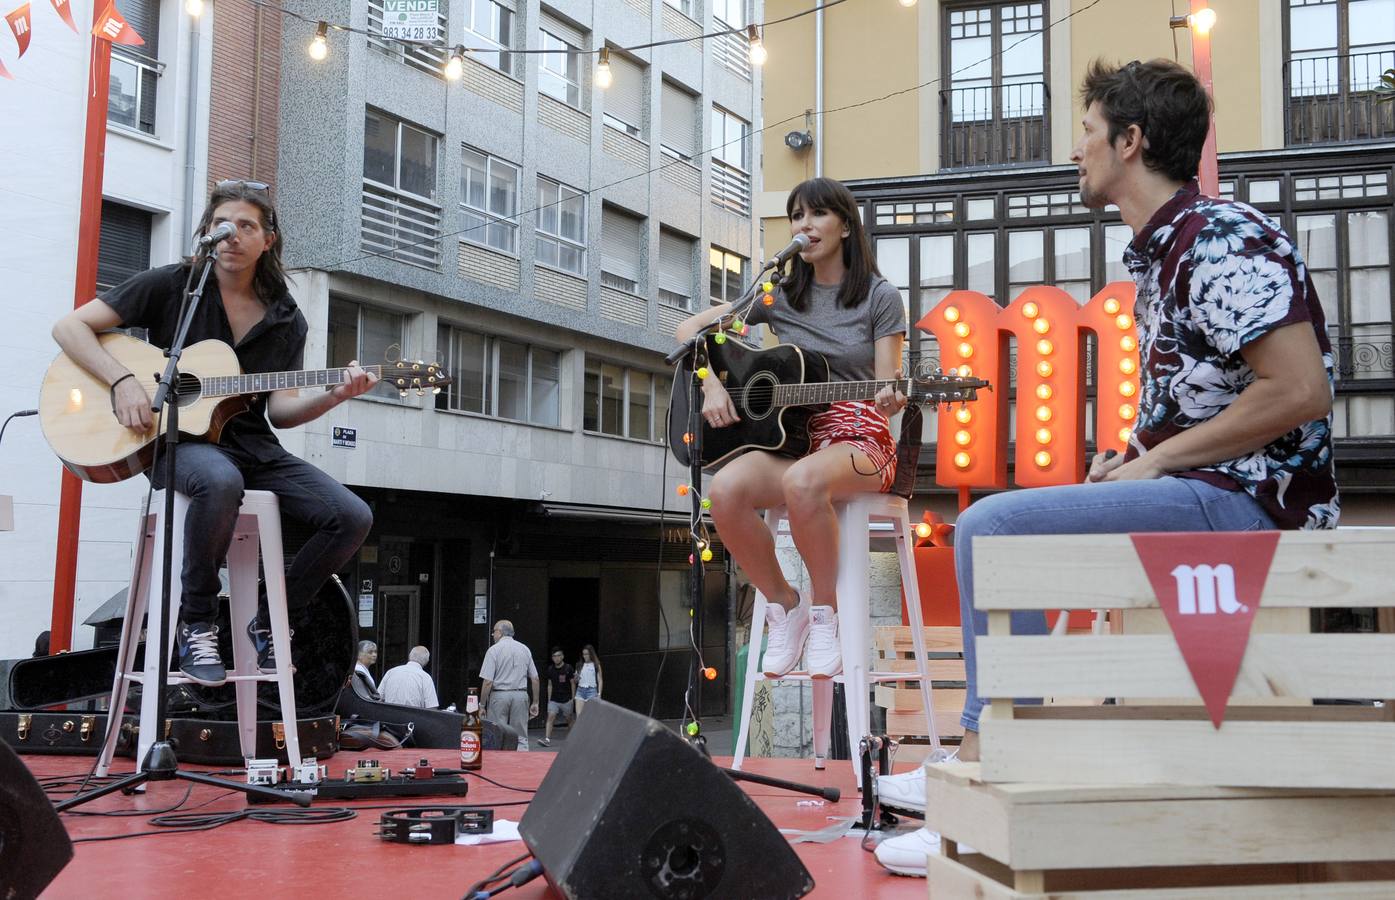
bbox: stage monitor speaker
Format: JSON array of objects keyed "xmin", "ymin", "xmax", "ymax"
[
  {"xmin": 0, "ymin": 738, "xmax": 74, "ymax": 899},
  {"xmin": 519, "ymin": 700, "xmax": 814, "ymax": 900}
]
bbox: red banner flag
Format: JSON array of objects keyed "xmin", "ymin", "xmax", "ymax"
[
  {"xmin": 92, "ymin": 0, "xmax": 142, "ymax": 45},
  {"xmin": 50, "ymin": 0, "xmax": 76, "ymax": 33},
  {"xmin": 6, "ymin": 3, "xmax": 31, "ymax": 56},
  {"xmin": 1130, "ymin": 531, "xmax": 1280, "ymax": 729}
]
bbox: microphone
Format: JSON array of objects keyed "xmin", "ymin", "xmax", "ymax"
[
  {"xmin": 764, "ymin": 233, "xmax": 811, "ymax": 269},
  {"xmin": 197, "ymin": 221, "xmax": 237, "ymax": 248}
]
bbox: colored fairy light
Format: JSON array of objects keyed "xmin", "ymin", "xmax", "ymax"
[
  {"xmin": 943, "ymin": 306, "xmax": 961, "ymax": 323},
  {"xmin": 700, "ymin": 548, "xmax": 713, "ymax": 562},
  {"xmin": 688, "ymin": 553, "xmax": 695, "ymax": 564},
  {"xmin": 682, "ymin": 432, "xmax": 693, "ymax": 444},
  {"xmin": 1036, "ymin": 361, "xmax": 1053, "ymax": 378},
  {"xmin": 762, "ymin": 293, "xmax": 775, "ymax": 306},
  {"xmin": 1022, "ymin": 302, "xmax": 1040, "ymax": 319},
  {"xmin": 762, "ymin": 281, "xmax": 774, "ymax": 293},
  {"xmin": 1035, "ymin": 427, "xmax": 1052, "ymax": 445},
  {"xmin": 914, "ymin": 522, "xmax": 933, "ymax": 539},
  {"xmin": 676, "ymin": 484, "xmax": 690, "ymax": 496},
  {"xmin": 686, "ymin": 722, "xmax": 699, "ymax": 735},
  {"xmin": 701, "ymin": 497, "xmax": 713, "ymax": 509},
  {"xmin": 1035, "ymin": 384, "xmax": 1052, "ymax": 400},
  {"xmin": 703, "ymin": 667, "xmax": 717, "ymax": 680},
  {"xmin": 953, "ymin": 322, "xmax": 971, "ymax": 338},
  {"xmin": 953, "ymin": 451, "xmax": 971, "ymax": 469},
  {"xmin": 731, "ymin": 318, "xmax": 744, "ymax": 329},
  {"xmin": 1034, "ymin": 450, "xmax": 1052, "ymax": 468},
  {"xmin": 713, "ymin": 332, "xmax": 727, "ymax": 344},
  {"xmin": 696, "ymin": 366, "xmax": 709, "ymax": 379}
]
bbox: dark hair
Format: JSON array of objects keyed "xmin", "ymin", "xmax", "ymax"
[
  {"xmin": 33, "ymin": 630, "xmax": 50, "ymax": 658},
  {"xmin": 781, "ymin": 177, "xmax": 880, "ymax": 312},
  {"xmin": 190, "ymin": 180, "xmax": 288, "ymax": 302},
  {"xmin": 551, "ymin": 646, "xmax": 564, "ymax": 655},
  {"xmin": 579, "ymin": 644, "xmax": 602, "ymax": 674},
  {"xmin": 1079, "ymin": 58, "xmax": 1211, "ymax": 183}
]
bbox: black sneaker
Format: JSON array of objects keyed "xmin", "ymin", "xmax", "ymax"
[
  {"xmin": 177, "ymin": 621, "xmax": 227, "ymax": 686},
  {"xmin": 246, "ymin": 615, "xmax": 285, "ymax": 673}
]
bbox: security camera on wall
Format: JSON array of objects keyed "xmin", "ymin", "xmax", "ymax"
[{"xmin": 784, "ymin": 130, "xmax": 814, "ymax": 152}]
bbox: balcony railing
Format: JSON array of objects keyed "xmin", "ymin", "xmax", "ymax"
[
  {"xmin": 710, "ymin": 159, "xmax": 751, "ymax": 216},
  {"xmin": 361, "ymin": 180, "xmax": 442, "ymax": 268},
  {"xmin": 1285, "ymin": 50, "xmax": 1395, "ymax": 146},
  {"xmin": 712, "ymin": 26, "xmax": 751, "ymax": 80},
  {"xmin": 367, "ymin": 0, "xmax": 449, "ymax": 78},
  {"xmin": 940, "ymin": 81, "xmax": 1049, "ymax": 170}
]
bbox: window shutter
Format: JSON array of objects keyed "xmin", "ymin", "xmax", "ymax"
[
  {"xmin": 601, "ymin": 207, "xmax": 643, "ymax": 283},
  {"xmin": 539, "ymin": 12, "xmax": 583, "ymax": 49},
  {"xmin": 114, "ymin": 0, "xmax": 159, "ymax": 56},
  {"xmin": 97, "ymin": 201, "xmax": 152, "ymax": 292},
  {"xmin": 606, "ymin": 53, "xmax": 645, "ymax": 130},
  {"xmin": 660, "ymin": 82, "xmax": 696, "ymax": 158},
  {"xmin": 657, "ymin": 230, "xmax": 693, "ymax": 295}
]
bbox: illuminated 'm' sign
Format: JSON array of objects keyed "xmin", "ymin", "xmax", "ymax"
[{"xmin": 916, "ymin": 282, "xmax": 1139, "ymax": 489}]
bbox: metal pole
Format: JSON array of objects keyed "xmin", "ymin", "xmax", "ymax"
[{"xmin": 1190, "ymin": 0, "xmax": 1219, "ymax": 197}]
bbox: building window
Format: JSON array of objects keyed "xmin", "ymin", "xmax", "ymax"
[
  {"xmin": 660, "ymin": 80, "xmax": 698, "ymax": 162},
  {"xmin": 601, "ymin": 205, "xmax": 644, "ymax": 293},
  {"xmin": 536, "ymin": 176, "xmax": 586, "ymax": 275},
  {"xmin": 362, "ymin": 110, "xmax": 442, "ymax": 267},
  {"xmin": 1285, "ymin": 0, "xmax": 1395, "ymax": 145},
  {"xmin": 658, "ymin": 229, "xmax": 696, "ymax": 311},
  {"xmin": 712, "ymin": 0, "xmax": 750, "ymax": 78},
  {"xmin": 435, "ymin": 324, "xmax": 561, "ymax": 425},
  {"xmin": 712, "ymin": 0, "xmax": 744, "ymax": 27},
  {"xmin": 97, "ymin": 201, "xmax": 153, "ymax": 292},
  {"xmin": 602, "ymin": 51, "xmax": 645, "ymax": 138},
  {"xmin": 709, "ymin": 247, "xmax": 749, "ymax": 305},
  {"xmin": 364, "ymin": 110, "xmax": 439, "ymax": 200},
  {"xmin": 941, "ymin": 1, "xmax": 1048, "ymax": 168},
  {"xmin": 710, "ymin": 107, "xmax": 751, "ymax": 215},
  {"xmin": 538, "ymin": 19, "xmax": 583, "ymax": 107},
  {"xmin": 108, "ymin": 0, "xmax": 160, "ymax": 135},
  {"xmin": 584, "ymin": 358, "xmax": 672, "ymax": 441},
  {"xmin": 663, "ymin": 0, "xmax": 694, "ymax": 19},
  {"xmin": 464, "ymin": 0, "xmax": 514, "ymax": 74},
  {"xmin": 461, "ymin": 145, "xmax": 520, "ymax": 254},
  {"xmin": 327, "ymin": 298, "xmax": 408, "ymax": 400}
]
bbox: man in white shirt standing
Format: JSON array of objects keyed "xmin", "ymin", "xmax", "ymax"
[
  {"xmin": 378, "ymin": 645, "xmax": 439, "ymax": 708},
  {"xmin": 479, "ymin": 620, "xmax": 539, "ymax": 751}
]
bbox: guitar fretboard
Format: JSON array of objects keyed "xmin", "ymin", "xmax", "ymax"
[
  {"xmin": 773, "ymin": 379, "xmax": 911, "ymax": 407},
  {"xmin": 203, "ymin": 365, "xmax": 384, "ymax": 398}
]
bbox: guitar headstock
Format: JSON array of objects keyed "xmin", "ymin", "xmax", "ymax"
[
  {"xmin": 907, "ymin": 373, "xmax": 993, "ymax": 407},
  {"xmin": 381, "ymin": 361, "xmax": 453, "ymax": 398}
]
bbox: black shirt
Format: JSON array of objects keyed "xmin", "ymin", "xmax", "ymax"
[
  {"xmin": 545, "ymin": 663, "xmax": 575, "ymax": 703},
  {"xmin": 101, "ymin": 263, "xmax": 309, "ymax": 462}
]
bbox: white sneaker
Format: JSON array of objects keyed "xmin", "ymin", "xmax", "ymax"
[
  {"xmin": 874, "ymin": 825, "xmax": 941, "ymax": 877},
  {"xmin": 805, "ymin": 605, "xmax": 841, "ymax": 678},
  {"xmin": 761, "ymin": 598, "xmax": 811, "ymax": 677},
  {"xmin": 877, "ymin": 766, "xmax": 927, "ymax": 816}
]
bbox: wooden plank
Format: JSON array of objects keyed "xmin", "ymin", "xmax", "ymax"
[
  {"xmin": 886, "ymin": 708, "xmax": 965, "ymax": 738},
  {"xmin": 870, "ymin": 656, "xmax": 966, "ymax": 680},
  {"xmin": 977, "ymin": 634, "xmax": 1395, "ymax": 700},
  {"xmin": 875, "ymin": 684, "xmax": 967, "ymax": 711},
  {"xmin": 974, "ymin": 532, "xmax": 1395, "ymax": 611},
  {"xmin": 873, "ymin": 625, "xmax": 964, "ymax": 653},
  {"xmin": 979, "ymin": 718, "xmax": 1395, "ymax": 789}
]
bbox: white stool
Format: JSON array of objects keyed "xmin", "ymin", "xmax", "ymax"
[
  {"xmin": 732, "ymin": 492, "xmax": 939, "ymax": 788},
  {"xmin": 97, "ymin": 489, "xmax": 301, "ymax": 775}
]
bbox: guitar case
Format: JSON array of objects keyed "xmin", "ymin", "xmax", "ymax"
[{"xmin": 334, "ymin": 675, "xmax": 520, "ymax": 751}]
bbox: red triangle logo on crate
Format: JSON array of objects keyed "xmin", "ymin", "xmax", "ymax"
[{"xmin": 1129, "ymin": 532, "xmax": 1280, "ymax": 729}]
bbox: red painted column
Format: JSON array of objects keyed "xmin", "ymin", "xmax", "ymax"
[
  {"xmin": 52, "ymin": 12, "xmax": 115, "ymax": 653},
  {"xmin": 1190, "ymin": 0, "xmax": 1220, "ymax": 197}
]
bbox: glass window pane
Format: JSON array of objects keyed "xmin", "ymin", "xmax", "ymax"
[
  {"xmin": 1289, "ymin": 3, "xmax": 1336, "ymax": 52},
  {"xmin": 1349, "ymin": 210, "xmax": 1390, "ymax": 267},
  {"xmin": 457, "ymin": 330, "xmax": 488, "ymax": 414},
  {"xmin": 1249, "ymin": 179, "xmax": 1281, "ymax": 204},
  {"xmin": 398, "ymin": 126, "xmax": 436, "ymax": 199},
  {"xmin": 1310, "ymin": 269, "xmax": 1340, "ymax": 329},
  {"xmin": 601, "ymin": 364, "xmax": 624, "ymax": 436},
  {"xmin": 108, "ymin": 56, "xmax": 139, "ymax": 130},
  {"xmin": 360, "ymin": 306, "xmax": 405, "ymax": 399},
  {"xmin": 966, "ymin": 232, "xmax": 996, "ymax": 296},
  {"xmin": 877, "ymin": 237, "xmax": 910, "ymax": 291},
  {"xmin": 1297, "ymin": 214, "xmax": 1337, "ymax": 269},
  {"xmin": 1008, "ymin": 230, "xmax": 1045, "ymax": 283},
  {"xmin": 1054, "ymin": 227, "xmax": 1091, "ymax": 282},
  {"xmin": 965, "ymin": 197, "xmax": 995, "ymax": 220},
  {"xmin": 583, "ymin": 363, "xmax": 601, "ymax": 431},
  {"xmin": 497, "ymin": 339, "xmax": 527, "ymax": 419},
  {"xmin": 627, "ymin": 371, "xmax": 652, "ymax": 439},
  {"xmin": 654, "ymin": 374, "xmax": 672, "ymax": 443},
  {"xmin": 364, "ymin": 112, "xmax": 397, "ymax": 185},
  {"xmin": 1351, "ymin": 269, "xmax": 1390, "ymax": 324},
  {"xmin": 1103, "ymin": 224, "xmax": 1133, "ymax": 283},
  {"xmin": 490, "ymin": 159, "xmax": 518, "ymax": 218},
  {"xmin": 327, "ymin": 300, "xmax": 360, "ymax": 373},
  {"xmin": 530, "ymin": 348, "xmax": 561, "ymax": 426}
]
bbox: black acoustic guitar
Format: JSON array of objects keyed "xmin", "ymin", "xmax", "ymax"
[{"xmin": 668, "ymin": 339, "xmax": 990, "ymax": 468}]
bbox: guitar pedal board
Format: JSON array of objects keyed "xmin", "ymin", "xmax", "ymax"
[{"xmin": 248, "ymin": 758, "xmax": 470, "ymax": 803}]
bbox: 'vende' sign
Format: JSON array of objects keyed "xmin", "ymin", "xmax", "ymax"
[{"xmin": 1130, "ymin": 532, "xmax": 1281, "ymax": 728}]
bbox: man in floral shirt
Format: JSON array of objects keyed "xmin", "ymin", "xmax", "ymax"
[{"xmin": 875, "ymin": 57, "xmax": 1338, "ymax": 878}]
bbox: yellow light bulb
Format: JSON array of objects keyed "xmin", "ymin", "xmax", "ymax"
[
  {"xmin": 1035, "ymin": 427, "xmax": 1052, "ymax": 445},
  {"xmin": 953, "ymin": 451, "xmax": 972, "ymax": 469},
  {"xmin": 1033, "ymin": 318, "xmax": 1050, "ymax": 335},
  {"xmin": 700, "ymin": 548, "xmax": 713, "ymax": 562},
  {"xmin": 1119, "ymin": 404, "xmax": 1136, "ymax": 420},
  {"xmin": 185, "ymin": 0, "xmax": 203, "ymax": 16},
  {"xmin": 444, "ymin": 51, "xmax": 464, "ymax": 80},
  {"xmin": 1191, "ymin": 6, "xmax": 1217, "ymax": 35},
  {"xmin": 1034, "ymin": 450, "xmax": 1052, "ymax": 468},
  {"xmin": 943, "ymin": 306, "xmax": 961, "ymax": 323},
  {"xmin": 1036, "ymin": 361, "xmax": 1053, "ymax": 378},
  {"xmin": 957, "ymin": 365, "xmax": 973, "ymax": 377},
  {"xmin": 1036, "ymin": 338, "xmax": 1054, "ymax": 356},
  {"xmin": 1034, "ymin": 405, "xmax": 1052, "ymax": 422},
  {"xmin": 898, "ymin": 0, "xmax": 916, "ymax": 7},
  {"xmin": 954, "ymin": 407, "xmax": 972, "ymax": 424},
  {"xmin": 1022, "ymin": 301, "xmax": 1039, "ymax": 319},
  {"xmin": 914, "ymin": 522, "xmax": 933, "ymax": 539},
  {"xmin": 1119, "ymin": 358, "xmax": 1137, "ymax": 375},
  {"xmin": 596, "ymin": 48, "xmax": 613, "ymax": 89},
  {"xmin": 1035, "ymin": 383, "xmax": 1052, "ymax": 400},
  {"xmin": 308, "ymin": 22, "xmax": 329, "ymax": 61},
  {"xmin": 1119, "ymin": 381, "xmax": 1137, "ymax": 397},
  {"xmin": 954, "ymin": 429, "xmax": 972, "ymax": 447},
  {"xmin": 1118, "ymin": 427, "xmax": 1132, "ymax": 443},
  {"xmin": 957, "ymin": 342, "xmax": 974, "ymax": 359},
  {"xmin": 1116, "ymin": 313, "xmax": 1133, "ymax": 330},
  {"xmin": 1103, "ymin": 297, "xmax": 1120, "ymax": 315},
  {"xmin": 1120, "ymin": 335, "xmax": 1137, "ymax": 352},
  {"xmin": 953, "ymin": 322, "xmax": 971, "ymax": 338},
  {"xmin": 696, "ymin": 366, "xmax": 709, "ymax": 380}
]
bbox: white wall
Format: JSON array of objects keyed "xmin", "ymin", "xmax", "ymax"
[{"xmin": 0, "ymin": 0, "xmax": 211, "ymax": 659}]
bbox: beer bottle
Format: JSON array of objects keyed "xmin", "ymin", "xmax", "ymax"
[{"xmin": 460, "ymin": 688, "xmax": 483, "ymax": 770}]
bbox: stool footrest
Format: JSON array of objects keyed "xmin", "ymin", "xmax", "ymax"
[{"xmin": 121, "ymin": 672, "xmax": 288, "ymax": 685}]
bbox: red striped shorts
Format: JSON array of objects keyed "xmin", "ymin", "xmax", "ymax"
[{"xmin": 806, "ymin": 400, "xmax": 898, "ymax": 492}]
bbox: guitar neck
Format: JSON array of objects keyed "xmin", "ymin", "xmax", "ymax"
[
  {"xmin": 774, "ymin": 378, "xmax": 909, "ymax": 408},
  {"xmin": 202, "ymin": 365, "xmax": 383, "ymax": 398}
]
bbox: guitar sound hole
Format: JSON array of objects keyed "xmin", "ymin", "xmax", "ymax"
[
  {"xmin": 176, "ymin": 373, "xmax": 202, "ymax": 407},
  {"xmin": 742, "ymin": 372, "xmax": 777, "ymax": 421}
]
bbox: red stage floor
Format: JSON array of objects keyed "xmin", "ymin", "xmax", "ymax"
[{"xmin": 29, "ymin": 749, "xmax": 928, "ymax": 898}]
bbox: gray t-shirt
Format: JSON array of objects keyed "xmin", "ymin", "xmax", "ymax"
[{"xmin": 744, "ymin": 277, "xmax": 906, "ymax": 381}]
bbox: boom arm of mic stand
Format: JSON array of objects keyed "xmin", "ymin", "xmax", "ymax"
[{"xmin": 722, "ymin": 767, "xmax": 841, "ymax": 803}]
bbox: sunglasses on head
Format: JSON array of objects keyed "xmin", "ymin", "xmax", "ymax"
[{"xmin": 213, "ymin": 179, "xmax": 277, "ymax": 229}]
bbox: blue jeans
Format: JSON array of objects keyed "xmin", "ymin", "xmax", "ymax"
[
  {"xmin": 151, "ymin": 442, "xmax": 373, "ymax": 621},
  {"xmin": 957, "ymin": 476, "xmax": 1274, "ymax": 732}
]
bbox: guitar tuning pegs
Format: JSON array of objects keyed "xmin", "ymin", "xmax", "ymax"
[
  {"xmin": 398, "ymin": 389, "xmax": 408, "ymax": 399},
  {"xmin": 417, "ymin": 388, "xmax": 425, "ymax": 397},
  {"xmin": 432, "ymin": 387, "xmax": 442, "ymax": 395},
  {"xmin": 413, "ymin": 362, "xmax": 422, "ymax": 371}
]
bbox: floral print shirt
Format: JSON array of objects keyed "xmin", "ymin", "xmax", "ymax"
[{"xmin": 1123, "ymin": 180, "xmax": 1339, "ymax": 530}]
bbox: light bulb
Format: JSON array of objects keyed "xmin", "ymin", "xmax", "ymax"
[
  {"xmin": 445, "ymin": 47, "xmax": 465, "ymax": 80},
  {"xmin": 1022, "ymin": 301, "xmax": 1039, "ymax": 319},
  {"xmin": 1191, "ymin": 7, "xmax": 1217, "ymax": 35},
  {"xmin": 1120, "ymin": 335, "xmax": 1137, "ymax": 352},
  {"xmin": 185, "ymin": 0, "xmax": 204, "ymax": 17},
  {"xmin": 1103, "ymin": 297, "xmax": 1120, "ymax": 315},
  {"xmin": 747, "ymin": 25, "xmax": 767, "ymax": 66},
  {"xmin": 1035, "ymin": 383, "xmax": 1052, "ymax": 400},
  {"xmin": 953, "ymin": 322, "xmax": 971, "ymax": 338},
  {"xmin": 954, "ymin": 407, "xmax": 972, "ymax": 424},
  {"xmin": 899, "ymin": 0, "xmax": 917, "ymax": 7},
  {"xmin": 309, "ymin": 22, "xmax": 329, "ymax": 61},
  {"xmin": 1036, "ymin": 361, "xmax": 1053, "ymax": 378},
  {"xmin": 1120, "ymin": 381, "xmax": 1137, "ymax": 397},
  {"xmin": 954, "ymin": 429, "xmax": 972, "ymax": 447},
  {"xmin": 1035, "ymin": 405, "xmax": 1052, "ymax": 422},
  {"xmin": 596, "ymin": 47, "xmax": 613, "ymax": 89},
  {"xmin": 914, "ymin": 522, "xmax": 933, "ymax": 539},
  {"xmin": 953, "ymin": 451, "xmax": 972, "ymax": 469},
  {"xmin": 1034, "ymin": 450, "xmax": 1052, "ymax": 468},
  {"xmin": 1116, "ymin": 313, "xmax": 1133, "ymax": 330},
  {"xmin": 1035, "ymin": 427, "xmax": 1052, "ymax": 445},
  {"xmin": 943, "ymin": 306, "xmax": 960, "ymax": 323},
  {"xmin": 1033, "ymin": 318, "xmax": 1050, "ymax": 334},
  {"xmin": 1118, "ymin": 427, "xmax": 1132, "ymax": 443},
  {"xmin": 1119, "ymin": 403, "xmax": 1136, "ymax": 420},
  {"xmin": 1036, "ymin": 339, "xmax": 1054, "ymax": 356},
  {"xmin": 1119, "ymin": 358, "xmax": 1137, "ymax": 375},
  {"xmin": 957, "ymin": 342, "xmax": 974, "ymax": 359}
]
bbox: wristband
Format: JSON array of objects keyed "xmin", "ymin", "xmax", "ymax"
[{"xmin": 109, "ymin": 372, "xmax": 136, "ymax": 401}]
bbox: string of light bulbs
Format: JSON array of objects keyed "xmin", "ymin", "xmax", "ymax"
[{"xmin": 254, "ymin": 0, "xmax": 1110, "ymax": 273}]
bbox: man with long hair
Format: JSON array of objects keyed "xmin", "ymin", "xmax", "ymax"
[{"xmin": 52, "ymin": 180, "xmax": 378, "ymax": 686}]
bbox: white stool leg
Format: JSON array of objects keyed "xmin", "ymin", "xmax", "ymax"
[
  {"xmin": 894, "ymin": 504, "xmax": 940, "ymax": 751},
  {"xmin": 226, "ymin": 513, "xmax": 261, "ymax": 761},
  {"xmin": 733, "ymin": 508, "xmax": 782, "ymax": 771},
  {"xmin": 137, "ymin": 492, "xmax": 187, "ymax": 772},
  {"xmin": 835, "ymin": 497, "xmax": 873, "ymax": 790},
  {"xmin": 98, "ymin": 499, "xmax": 158, "ymax": 775},
  {"xmin": 251, "ymin": 494, "xmax": 301, "ymax": 766},
  {"xmin": 811, "ymin": 680, "xmax": 832, "ymax": 769}
]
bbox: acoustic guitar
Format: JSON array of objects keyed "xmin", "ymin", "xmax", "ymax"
[
  {"xmin": 668, "ymin": 338, "xmax": 990, "ymax": 468},
  {"xmin": 40, "ymin": 333, "xmax": 450, "ymax": 484}
]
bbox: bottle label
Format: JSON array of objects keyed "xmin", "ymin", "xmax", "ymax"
[
  {"xmin": 466, "ymin": 695, "xmax": 479, "ymax": 714},
  {"xmin": 460, "ymin": 730, "xmax": 481, "ymax": 764}
]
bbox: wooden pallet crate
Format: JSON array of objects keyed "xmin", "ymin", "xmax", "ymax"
[
  {"xmin": 924, "ymin": 761, "xmax": 1395, "ymax": 898},
  {"xmin": 974, "ymin": 531, "xmax": 1395, "ymax": 789},
  {"xmin": 873, "ymin": 625, "xmax": 965, "ymax": 740}
]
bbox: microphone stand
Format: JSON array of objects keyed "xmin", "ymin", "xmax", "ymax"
[{"xmin": 57, "ymin": 242, "xmax": 308, "ymax": 811}]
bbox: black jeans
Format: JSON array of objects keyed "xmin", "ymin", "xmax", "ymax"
[{"xmin": 150, "ymin": 441, "xmax": 372, "ymax": 622}]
